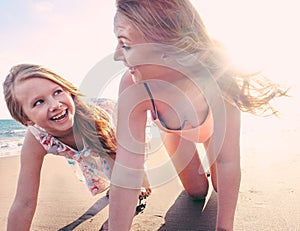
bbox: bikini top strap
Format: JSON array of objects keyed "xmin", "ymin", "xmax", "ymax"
[{"xmin": 143, "ymin": 82, "xmax": 158, "ymax": 119}]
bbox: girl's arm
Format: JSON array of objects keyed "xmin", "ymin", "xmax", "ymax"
[
  {"xmin": 205, "ymin": 101, "xmax": 241, "ymax": 231},
  {"xmin": 7, "ymin": 130, "xmax": 46, "ymax": 231},
  {"xmin": 108, "ymin": 73, "xmax": 149, "ymax": 230}
]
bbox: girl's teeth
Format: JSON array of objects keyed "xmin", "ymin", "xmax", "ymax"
[{"xmin": 52, "ymin": 111, "xmax": 66, "ymax": 120}]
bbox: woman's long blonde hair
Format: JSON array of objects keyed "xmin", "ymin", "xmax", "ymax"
[
  {"xmin": 3, "ymin": 64, "xmax": 116, "ymax": 157},
  {"xmin": 116, "ymin": 0, "xmax": 287, "ymax": 116}
]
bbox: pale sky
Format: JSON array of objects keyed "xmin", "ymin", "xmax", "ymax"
[{"xmin": 1, "ymin": 0, "xmax": 299, "ymax": 119}]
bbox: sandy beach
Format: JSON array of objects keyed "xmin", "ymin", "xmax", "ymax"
[{"xmin": 1, "ymin": 113, "xmax": 300, "ymax": 231}]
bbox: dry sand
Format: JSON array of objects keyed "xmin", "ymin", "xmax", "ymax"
[{"xmin": 1, "ymin": 114, "xmax": 300, "ymax": 230}]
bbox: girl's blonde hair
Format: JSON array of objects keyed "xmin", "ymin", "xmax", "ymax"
[
  {"xmin": 3, "ymin": 64, "xmax": 116, "ymax": 157},
  {"xmin": 116, "ymin": 0, "xmax": 287, "ymax": 116}
]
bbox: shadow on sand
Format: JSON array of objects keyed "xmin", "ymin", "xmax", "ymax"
[
  {"xmin": 57, "ymin": 189, "xmax": 217, "ymax": 231},
  {"xmin": 58, "ymin": 195, "xmax": 109, "ymax": 231},
  {"xmin": 158, "ymin": 190, "xmax": 217, "ymax": 231}
]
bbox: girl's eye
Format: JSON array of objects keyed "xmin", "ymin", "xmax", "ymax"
[
  {"xmin": 54, "ymin": 89, "xmax": 63, "ymax": 96},
  {"xmin": 33, "ymin": 99, "xmax": 44, "ymax": 107},
  {"xmin": 122, "ymin": 44, "xmax": 131, "ymax": 51}
]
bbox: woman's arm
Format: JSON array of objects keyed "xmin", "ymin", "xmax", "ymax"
[
  {"xmin": 7, "ymin": 130, "xmax": 46, "ymax": 231},
  {"xmin": 108, "ymin": 73, "xmax": 149, "ymax": 230},
  {"xmin": 205, "ymin": 101, "xmax": 241, "ymax": 231}
]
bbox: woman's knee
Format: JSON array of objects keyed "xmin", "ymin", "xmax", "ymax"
[
  {"xmin": 185, "ymin": 184, "xmax": 209, "ymax": 200},
  {"xmin": 183, "ymin": 174, "xmax": 209, "ymax": 199}
]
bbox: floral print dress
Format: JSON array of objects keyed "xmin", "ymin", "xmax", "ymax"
[{"xmin": 28, "ymin": 98, "xmax": 116, "ymax": 196}]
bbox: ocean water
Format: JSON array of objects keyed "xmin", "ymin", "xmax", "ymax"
[{"xmin": 0, "ymin": 120, "xmax": 26, "ymax": 158}]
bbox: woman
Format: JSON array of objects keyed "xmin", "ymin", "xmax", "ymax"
[{"xmin": 108, "ymin": 0, "xmax": 286, "ymax": 230}]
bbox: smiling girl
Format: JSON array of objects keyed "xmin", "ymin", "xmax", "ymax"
[{"xmin": 3, "ymin": 64, "xmax": 149, "ymax": 231}]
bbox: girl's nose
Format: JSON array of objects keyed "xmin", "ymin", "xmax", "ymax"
[{"xmin": 49, "ymin": 100, "xmax": 61, "ymax": 112}]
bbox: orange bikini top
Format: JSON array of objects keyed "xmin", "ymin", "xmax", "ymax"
[{"xmin": 144, "ymin": 83, "xmax": 214, "ymax": 143}]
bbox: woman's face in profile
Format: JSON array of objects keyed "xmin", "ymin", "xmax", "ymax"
[{"xmin": 113, "ymin": 12, "xmax": 172, "ymax": 82}]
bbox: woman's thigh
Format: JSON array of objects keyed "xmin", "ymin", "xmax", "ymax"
[{"xmin": 163, "ymin": 133, "xmax": 209, "ymax": 198}]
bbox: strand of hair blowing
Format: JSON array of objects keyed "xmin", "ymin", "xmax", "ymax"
[{"xmin": 73, "ymin": 97, "xmax": 117, "ymax": 158}]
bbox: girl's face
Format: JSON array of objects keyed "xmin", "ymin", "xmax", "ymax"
[
  {"xmin": 14, "ymin": 77, "xmax": 75, "ymax": 138},
  {"xmin": 114, "ymin": 12, "xmax": 171, "ymax": 83}
]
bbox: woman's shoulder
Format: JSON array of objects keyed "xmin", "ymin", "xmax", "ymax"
[
  {"xmin": 224, "ymin": 100, "xmax": 241, "ymax": 116},
  {"xmin": 223, "ymin": 100, "xmax": 241, "ymax": 131}
]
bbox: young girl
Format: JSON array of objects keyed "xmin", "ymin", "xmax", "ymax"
[
  {"xmin": 108, "ymin": 0, "xmax": 287, "ymax": 230},
  {"xmin": 3, "ymin": 64, "xmax": 150, "ymax": 231}
]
